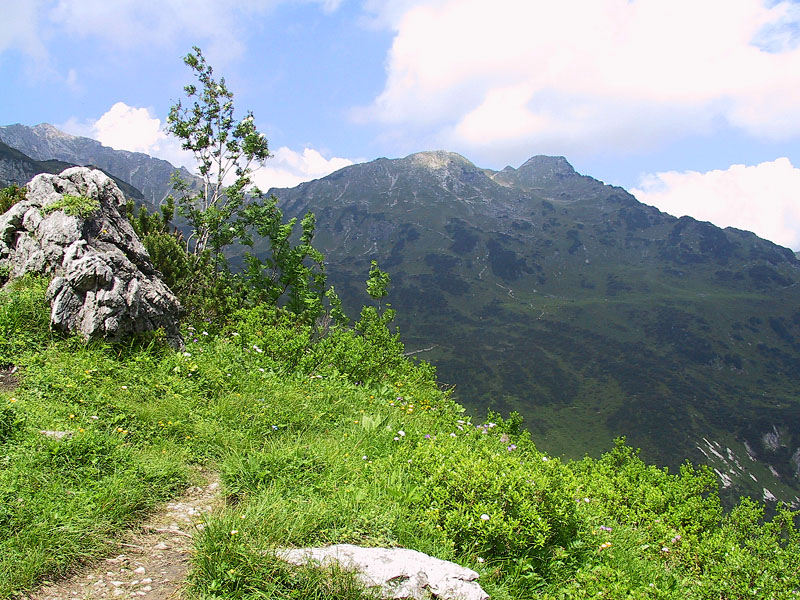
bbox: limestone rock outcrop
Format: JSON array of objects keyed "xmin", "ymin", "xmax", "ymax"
[
  {"xmin": 278, "ymin": 545, "xmax": 488, "ymax": 600},
  {"xmin": 0, "ymin": 167, "xmax": 183, "ymax": 348}
]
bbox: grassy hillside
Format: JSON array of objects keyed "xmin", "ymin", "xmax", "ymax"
[
  {"xmin": 1, "ymin": 276, "xmax": 798, "ymax": 599},
  {"xmin": 267, "ymin": 152, "xmax": 800, "ymax": 504}
]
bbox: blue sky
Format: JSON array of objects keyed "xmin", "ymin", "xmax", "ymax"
[{"xmin": 4, "ymin": 0, "xmax": 800, "ymax": 249}]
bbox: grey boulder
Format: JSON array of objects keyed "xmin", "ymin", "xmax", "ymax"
[
  {"xmin": 0, "ymin": 167, "xmax": 183, "ymax": 348},
  {"xmin": 277, "ymin": 544, "xmax": 488, "ymax": 600}
]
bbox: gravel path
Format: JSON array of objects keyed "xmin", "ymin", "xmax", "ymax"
[{"xmin": 27, "ymin": 471, "xmax": 221, "ymax": 600}]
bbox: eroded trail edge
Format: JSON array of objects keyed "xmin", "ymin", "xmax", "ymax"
[{"xmin": 29, "ymin": 470, "xmax": 221, "ymax": 600}]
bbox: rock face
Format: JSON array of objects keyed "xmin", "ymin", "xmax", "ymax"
[
  {"xmin": 277, "ymin": 545, "xmax": 488, "ymax": 600},
  {"xmin": 0, "ymin": 123, "xmax": 194, "ymax": 205},
  {"xmin": 0, "ymin": 167, "xmax": 183, "ymax": 348}
]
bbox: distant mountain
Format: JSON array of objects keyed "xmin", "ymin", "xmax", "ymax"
[
  {"xmin": 4, "ymin": 124, "xmax": 799, "ymax": 504},
  {"xmin": 0, "ymin": 140, "xmax": 144, "ymax": 201},
  {"xmin": 0, "ymin": 123, "xmax": 192, "ymax": 206},
  {"xmin": 266, "ymin": 151, "xmax": 800, "ymax": 506}
]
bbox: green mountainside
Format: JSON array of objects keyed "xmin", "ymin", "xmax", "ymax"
[
  {"xmin": 2, "ymin": 122, "xmax": 799, "ymax": 505},
  {"xmin": 266, "ymin": 151, "xmax": 800, "ymax": 505}
]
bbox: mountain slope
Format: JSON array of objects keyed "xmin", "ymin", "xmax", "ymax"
[
  {"xmin": 267, "ymin": 151, "xmax": 800, "ymax": 505},
  {"xmin": 0, "ymin": 123, "xmax": 188, "ymax": 205},
  {"xmin": 0, "ymin": 140, "xmax": 144, "ymax": 201},
  {"xmin": 3, "ymin": 123, "xmax": 797, "ymax": 503}
]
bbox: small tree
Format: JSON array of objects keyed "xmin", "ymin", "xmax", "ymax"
[
  {"xmin": 165, "ymin": 47, "xmax": 327, "ymax": 323},
  {"xmin": 167, "ymin": 47, "xmax": 269, "ymax": 259}
]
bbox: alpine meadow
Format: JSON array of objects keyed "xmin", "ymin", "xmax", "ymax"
[{"xmin": 0, "ymin": 46, "xmax": 799, "ymax": 600}]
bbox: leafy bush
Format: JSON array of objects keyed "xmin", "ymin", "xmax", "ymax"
[
  {"xmin": 0, "ymin": 184, "xmax": 25, "ymax": 214},
  {"xmin": 408, "ymin": 432, "xmax": 579, "ymax": 565},
  {"xmin": 41, "ymin": 194, "xmax": 99, "ymax": 218}
]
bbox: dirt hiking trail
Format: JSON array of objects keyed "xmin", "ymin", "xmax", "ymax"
[{"xmin": 27, "ymin": 470, "xmax": 221, "ymax": 600}]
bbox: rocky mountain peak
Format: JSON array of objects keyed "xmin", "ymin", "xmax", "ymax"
[
  {"xmin": 405, "ymin": 151, "xmax": 475, "ymax": 171},
  {"xmin": 518, "ymin": 155, "xmax": 576, "ymax": 177},
  {"xmin": 31, "ymin": 123, "xmax": 77, "ymax": 139}
]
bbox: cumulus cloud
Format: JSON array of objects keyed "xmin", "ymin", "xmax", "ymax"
[
  {"xmin": 252, "ymin": 147, "xmax": 353, "ymax": 190},
  {"xmin": 360, "ymin": 0, "xmax": 800, "ymax": 159},
  {"xmin": 632, "ymin": 158, "xmax": 800, "ymax": 250},
  {"xmin": 60, "ymin": 102, "xmax": 194, "ymax": 169}
]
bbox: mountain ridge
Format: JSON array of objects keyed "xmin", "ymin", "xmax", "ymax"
[{"xmin": 2, "ymin": 123, "xmax": 799, "ymax": 504}]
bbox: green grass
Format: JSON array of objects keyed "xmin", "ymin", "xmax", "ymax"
[{"xmin": 1, "ymin": 278, "xmax": 799, "ymax": 599}]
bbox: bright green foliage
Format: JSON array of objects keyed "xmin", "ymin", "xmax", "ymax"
[
  {"xmin": 239, "ymin": 203, "xmax": 326, "ymax": 321},
  {"xmin": 0, "ymin": 184, "xmax": 25, "ymax": 214},
  {"xmin": 162, "ymin": 47, "xmax": 327, "ymax": 324},
  {"xmin": 408, "ymin": 433, "xmax": 580, "ymax": 562},
  {"xmin": 167, "ymin": 47, "xmax": 269, "ymax": 259},
  {"xmin": 0, "ymin": 276, "xmax": 51, "ymax": 363},
  {"xmin": 366, "ymin": 260, "xmax": 390, "ymax": 309},
  {"xmin": 41, "ymin": 194, "xmax": 99, "ymax": 218},
  {"xmin": 1, "ymin": 276, "xmax": 800, "ymax": 599}
]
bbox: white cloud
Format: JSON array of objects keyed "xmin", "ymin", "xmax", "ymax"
[
  {"xmin": 360, "ymin": 0, "xmax": 800, "ymax": 159},
  {"xmin": 4, "ymin": 0, "xmax": 342, "ymax": 65},
  {"xmin": 252, "ymin": 147, "xmax": 353, "ymax": 189},
  {"xmin": 60, "ymin": 102, "xmax": 195, "ymax": 169},
  {"xmin": 60, "ymin": 103, "xmax": 352, "ymax": 189},
  {"xmin": 632, "ymin": 158, "xmax": 800, "ymax": 250}
]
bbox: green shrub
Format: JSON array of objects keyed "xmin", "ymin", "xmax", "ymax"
[
  {"xmin": 41, "ymin": 194, "xmax": 99, "ymax": 218},
  {"xmin": 0, "ymin": 184, "xmax": 25, "ymax": 214},
  {"xmin": 407, "ymin": 432, "xmax": 579, "ymax": 566}
]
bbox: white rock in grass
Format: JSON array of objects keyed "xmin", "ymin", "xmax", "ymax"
[
  {"xmin": 277, "ymin": 544, "xmax": 488, "ymax": 600},
  {"xmin": 40, "ymin": 430, "xmax": 73, "ymax": 440}
]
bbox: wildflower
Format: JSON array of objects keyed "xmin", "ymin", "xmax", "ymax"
[
  {"xmin": 425, "ymin": 434, "xmax": 431, "ymax": 439},
  {"xmin": 271, "ymin": 425, "xmax": 278, "ymax": 430},
  {"xmin": 506, "ymin": 444, "xmax": 517, "ymax": 451},
  {"xmin": 231, "ymin": 332, "xmax": 239, "ymax": 336},
  {"xmin": 477, "ymin": 557, "xmax": 485, "ymax": 563},
  {"xmin": 599, "ymin": 525, "xmax": 613, "ymax": 532},
  {"xmin": 182, "ymin": 351, "xmax": 191, "ymax": 357},
  {"xmin": 398, "ymin": 430, "xmax": 405, "ymax": 437},
  {"xmin": 230, "ymin": 530, "xmax": 239, "ymax": 535},
  {"xmin": 661, "ymin": 547, "xmax": 669, "ymax": 553},
  {"xmin": 599, "ymin": 542, "xmax": 612, "ymax": 550},
  {"xmin": 258, "ymin": 368, "xmax": 265, "ymax": 373},
  {"xmin": 120, "ymin": 385, "xmax": 128, "ymax": 390},
  {"xmin": 500, "ymin": 434, "xmax": 510, "ymax": 443},
  {"xmin": 450, "ymin": 433, "xmax": 457, "ymax": 438},
  {"xmin": 69, "ymin": 414, "xmax": 75, "ymax": 419},
  {"xmin": 8, "ymin": 398, "xmax": 16, "ymax": 403},
  {"xmin": 584, "ymin": 498, "xmax": 591, "ymax": 503},
  {"xmin": 671, "ymin": 535, "xmax": 682, "ymax": 544},
  {"xmin": 202, "ymin": 331, "xmax": 209, "ymax": 336},
  {"xmin": 480, "ymin": 514, "xmax": 490, "ymax": 521},
  {"xmin": 362, "ymin": 456, "xmax": 368, "ymax": 460},
  {"xmin": 394, "ymin": 437, "xmax": 400, "ymax": 441},
  {"xmin": 541, "ymin": 456, "xmax": 549, "ymax": 462}
]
